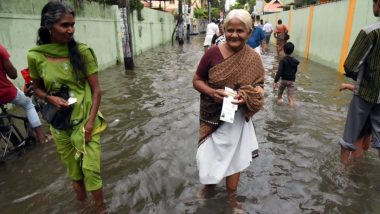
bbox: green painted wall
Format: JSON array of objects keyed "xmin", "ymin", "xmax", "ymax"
[
  {"xmin": 290, "ymin": 8, "xmax": 309, "ymax": 56},
  {"xmin": 0, "ymin": 0, "xmax": 122, "ymax": 89},
  {"xmin": 263, "ymin": 0, "xmax": 379, "ymax": 71},
  {"xmin": 1, "ymin": 1, "xmax": 175, "ymax": 90},
  {"xmin": 0, "ymin": 0, "xmax": 114, "ymax": 18},
  {"xmin": 308, "ymin": 1, "xmax": 348, "ymax": 68},
  {"xmin": 130, "ymin": 8, "xmax": 175, "ymax": 56}
]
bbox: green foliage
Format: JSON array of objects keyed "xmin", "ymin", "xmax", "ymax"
[
  {"xmin": 229, "ymin": 0, "xmax": 255, "ymax": 13},
  {"xmin": 194, "ymin": 7, "xmax": 207, "ymax": 19},
  {"xmin": 247, "ymin": 0, "xmax": 256, "ymax": 13},
  {"xmin": 129, "ymin": 0, "xmax": 144, "ymax": 11},
  {"xmin": 86, "ymin": 0, "xmax": 119, "ymax": 5},
  {"xmin": 229, "ymin": 3, "xmax": 244, "ymax": 10},
  {"xmin": 194, "ymin": 7, "xmax": 220, "ymax": 19},
  {"xmin": 209, "ymin": 0, "xmax": 220, "ymax": 9},
  {"xmin": 218, "ymin": 0, "xmax": 226, "ymax": 11},
  {"xmin": 87, "ymin": 0, "xmax": 144, "ymax": 14},
  {"xmin": 211, "ymin": 7, "xmax": 220, "ymax": 19}
]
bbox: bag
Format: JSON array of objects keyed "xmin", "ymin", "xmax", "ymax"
[
  {"xmin": 283, "ymin": 25, "xmax": 290, "ymax": 41},
  {"xmin": 285, "ymin": 32, "xmax": 290, "ymax": 41},
  {"xmin": 41, "ymin": 84, "xmax": 73, "ymax": 130}
]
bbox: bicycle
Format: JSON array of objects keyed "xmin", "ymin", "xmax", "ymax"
[{"xmin": 0, "ymin": 104, "xmax": 36, "ymax": 162}]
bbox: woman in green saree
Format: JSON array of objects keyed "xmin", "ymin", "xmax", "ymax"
[{"xmin": 28, "ymin": 2, "xmax": 107, "ymax": 213}]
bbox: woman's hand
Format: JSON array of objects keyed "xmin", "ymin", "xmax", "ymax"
[
  {"xmin": 47, "ymin": 95, "xmax": 69, "ymax": 109},
  {"xmin": 84, "ymin": 122, "xmax": 94, "ymax": 143},
  {"xmin": 232, "ymin": 94, "xmax": 246, "ymax": 105},
  {"xmin": 232, "ymin": 86, "xmax": 264, "ymax": 105},
  {"xmin": 256, "ymin": 86, "xmax": 265, "ymax": 96},
  {"xmin": 212, "ymin": 89, "xmax": 226, "ymax": 103}
]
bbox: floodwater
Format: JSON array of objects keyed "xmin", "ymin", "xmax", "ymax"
[{"xmin": 1, "ymin": 35, "xmax": 380, "ymax": 214}]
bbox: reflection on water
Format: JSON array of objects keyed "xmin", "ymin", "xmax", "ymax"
[{"xmin": 1, "ymin": 36, "xmax": 380, "ymax": 213}]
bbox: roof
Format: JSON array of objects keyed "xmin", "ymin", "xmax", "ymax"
[{"xmin": 263, "ymin": 0, "xmax": 283, "ymax": 13}]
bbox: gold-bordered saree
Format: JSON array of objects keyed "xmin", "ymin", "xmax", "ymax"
[{"xmin": 198, "ymin": 45, "xmax": 265, "ymax": 144}]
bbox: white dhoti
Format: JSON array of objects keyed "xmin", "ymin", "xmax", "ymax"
[
  {"xmin": 203, "ymin": 34, "xmax": 214, "ymax": 47},
  {"xmin": 196, "ymin": 108, "xmax": 258, "ymax": 184}
]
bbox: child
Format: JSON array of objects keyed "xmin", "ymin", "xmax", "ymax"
[{"xmin": 274, "ymin": 42, "xmax": 299, "ymax": 109}]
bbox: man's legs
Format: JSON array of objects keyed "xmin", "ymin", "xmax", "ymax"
[
  {"xmin": 340, "ymin": 96, "xmax": 372, "ymax": 164},
  {"xmin": 11, "ymin": 88, "xmax": 46, "ymax": 142},
  {"xmin": 340, "ymin": 96, "xmax": 371, "ymax": 150},
  {"xmin": 368, "ymin": 104, "xmax": 380, "ymax": 153}
]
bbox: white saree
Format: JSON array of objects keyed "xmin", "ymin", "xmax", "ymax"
[{"xmin": 196, "ymin": 108, "xmax": 258, "ymax": 184}]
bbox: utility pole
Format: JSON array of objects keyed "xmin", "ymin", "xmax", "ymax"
[
  {"xmin": 179, "ymin": 0, "xmax": 183, "ymax": 18},
  {"xmin": 178, "ymin": 0, "xmax": 184, "ymax": 45},
  {"xmin": 121, "ymin": 0, "xmax": 134, "ymax": 70},
  {"xmin": 207, "ymin": 0, "xmax": 211, "ymax": 23}
]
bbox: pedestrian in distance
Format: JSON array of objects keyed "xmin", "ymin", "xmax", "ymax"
[
  {"xmin": 211, "ymin": 21, "xmax": 226, "ymax": 46},
  {"xmin": 262, "ymin": 21, "xmax": 274, "ymax": 54},
  {"xmin": 193, "ymin": 8, "xmax": 264, "ymax": 203},
  {"xmin": 28, "ymin": 2, "xmax": 107, "ymax": 213},
  {"xmin": 246, "ymin": 19, "xmax": 266, "ymax": 55},
  {"xmin": 259, "ymin": 19, "xmax": 264, "ymax": 28},
  {"xmin": 193, "ymin": 17, "xmax": 197, "ymax": 33},
  {"xmin": 274, "ymin": 42, "xmax": 299, "ymax": 110},
  {"xmin": 0, "ymin": 43, "xmax": 50, "ymax": 144},
  {"xmin": 339, "ymin": 0, "xmax": 380, "ymax": 163},
  {"xmin": 203, "ymin": 19, "xmax": 219, "ymax": 52},
  {"xmin": 274, "ymin": 19, "xmax": 289, "ymax": 56},
  {"xmin": 339, "ymin": 83, "xmax": 372, "ymax": 165}
]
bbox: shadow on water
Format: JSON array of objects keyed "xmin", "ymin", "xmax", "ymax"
[{"xmin": 1, "ymin": 35, "xmax": 380, "ymax": 213}]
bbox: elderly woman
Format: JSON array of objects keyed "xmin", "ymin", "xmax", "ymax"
[{"xmin": 193, "ymin": 9, "xmax": 265, "ymax": 194}]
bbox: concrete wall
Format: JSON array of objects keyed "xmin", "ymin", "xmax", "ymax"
[
  {"xmin": 1, "ymin": 1, "xmax": 176, "ymax": 89},
  {"xmin": 263, "ymin": 0, "xmax": 378, "ymax": 72},
  {"xmin": 0, "ymin": 0, "xmax": 114, "ymax": 18},
  {"xmin": 130, "ymin": 8, "xmax": 175, "ymax": 56},
  {"xmin": 0, "ymin": 0, "xmax": 122, "ymax": 89}
]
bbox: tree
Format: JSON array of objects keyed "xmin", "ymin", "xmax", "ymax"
[
  {"xmin": 211, "ymin": 7, "xmax": 220, "ymax": 19},
  {"xmin": 194, "ymin": 7, "xmax": 208, "ymax": 19},
  {"xmin": 229, "ymin": 0, "xmax": 255, "ymax": 13}
]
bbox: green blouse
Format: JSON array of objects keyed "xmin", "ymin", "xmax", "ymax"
[{"xmin": 27, "ymin": 43, "xmax": 106, "ymax": 155}]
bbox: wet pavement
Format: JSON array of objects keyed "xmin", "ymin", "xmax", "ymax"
[{"xmin": 1, "ymin": 35, "xmax": 380, "ymax": 213}]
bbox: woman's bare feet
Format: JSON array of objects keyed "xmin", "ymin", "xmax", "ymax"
[{"xmin": 199, "ymin": 184, "xmax": 216, "ymax": 199}]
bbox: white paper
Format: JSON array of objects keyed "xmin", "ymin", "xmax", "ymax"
[
  {"xmin": 67, "ymin": 97, "xmax": 77, "ymax": 105},
  {"xmin": 220, "ymin": 87, "xmax": 238, "ymax": 123}
]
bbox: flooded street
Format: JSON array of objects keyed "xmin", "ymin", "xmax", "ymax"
[{"xmin": 1, "ymin": 35, "xmax": 380, "ymax": 213}]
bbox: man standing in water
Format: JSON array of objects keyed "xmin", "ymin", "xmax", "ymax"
[{"xmin": 340, "ymin": 0, "xmax": 380, "ymax": 163}]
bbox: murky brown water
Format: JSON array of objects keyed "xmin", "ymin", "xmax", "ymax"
[{"xmin": 1, "ymin": 35, "xmax": 380, "ymax": 214}]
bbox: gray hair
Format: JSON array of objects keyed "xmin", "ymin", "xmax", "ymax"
[
  {"xmin": 223, "ymin": 9, "xmax": 252, "ymax": 32},
  {"xmin": 38, "ymin": 1, "xmax": 75, "ymax": 45}
]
